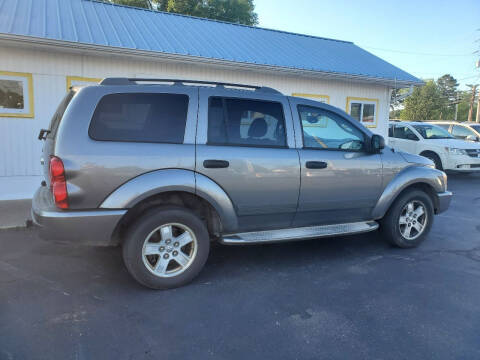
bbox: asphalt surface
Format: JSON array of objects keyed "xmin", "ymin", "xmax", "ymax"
[{"xmin": 1, "ymin": 174, "xmax": 480, "ymax": 360}]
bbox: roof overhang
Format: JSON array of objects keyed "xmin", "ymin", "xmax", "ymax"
[{"xmin": 0, "ymin": 33, "xmax": 423, "ymax": 88}]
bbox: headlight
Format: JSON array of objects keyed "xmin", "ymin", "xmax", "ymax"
[{"xmin": 445, "ymin": 147, "xmax": 467, "ymax": 155}]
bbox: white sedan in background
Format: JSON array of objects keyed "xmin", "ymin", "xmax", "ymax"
[{"xmin": 388, "ymin": 121, "xmax": 480, "ymax": 172}]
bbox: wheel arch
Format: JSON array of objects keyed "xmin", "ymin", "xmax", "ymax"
[
  {"xmin": 419, "ymin": 150, "xmax": 443, "ymax": 169},
  {"xmin": 372, "ymin": 166, "xmax": 446, "ymax": 219},
  {"xmin": 101, "ymin": 169, "xmax": 238, "ymax": 244}
]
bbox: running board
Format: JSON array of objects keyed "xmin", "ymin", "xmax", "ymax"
[{"xmin": 220, "ymin": 221, "xmax": 379, "ymax": 245}]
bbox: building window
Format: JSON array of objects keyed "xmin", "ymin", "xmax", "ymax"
[
  {"xmin": 0, "ymin": 71, "xmax": 34, "ymax": 118},
  {"xmin": 292, "ymin": 93, "xmax": 330, "ymax": 104},
  {"xmin": 66, "ymin": 76, "xmax": 101, "ymax": 91},
  {"xmin": 346, "ymin": 97, "xmax": 378, "ymax": 128},
  {"xmin": 208, "ymin": 97, "xmax": 286, "ymax": 148}
]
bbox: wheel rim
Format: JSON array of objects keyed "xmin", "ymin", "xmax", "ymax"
[
  {"xmin": 142, "ymin": 223, "xmax": 197, "ymax": 278},
  {"xmin": 399, "ymin": 200, "xmax": 428, "ymax": 241}
]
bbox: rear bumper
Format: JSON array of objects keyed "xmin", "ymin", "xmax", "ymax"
[
  {"xmin": 436, "ymin": 191, "xmax": 452, "ymax": 214},
  {"xmin": 31, "ymin": 186, "xmax": 126, "ymax": 246}
]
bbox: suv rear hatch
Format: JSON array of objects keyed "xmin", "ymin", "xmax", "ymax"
[{"xmin": 39, "ymin": 89, "xmax": 76, "ymax": 187}]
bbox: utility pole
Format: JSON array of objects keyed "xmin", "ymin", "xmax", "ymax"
[
  {"xmin": 476, "ymin": 94, "xmax": 480, "ymax": 123},
  {"xmin": 467, "ymin": 84, "xmax": 478, "ymax": 122}
]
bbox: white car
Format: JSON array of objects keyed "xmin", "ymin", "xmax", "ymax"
[
  {"xmin": 388, "ymin": 121, "xmax": 480, "ymax": 172},
  {"xmin": 428, "ymin": 121, "xmax": 480, "ymax": 143}
]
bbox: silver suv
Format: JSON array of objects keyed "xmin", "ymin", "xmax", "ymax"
[{"xmin": 32, "ymin": 78, "xmax": 452, "ymax": 289}]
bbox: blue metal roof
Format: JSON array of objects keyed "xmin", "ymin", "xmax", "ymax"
[{"xmin": 0, "ymin": 0, "xmax": 422, "ymax": 85}]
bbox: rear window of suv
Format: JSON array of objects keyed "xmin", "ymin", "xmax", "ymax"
[{"xmin": 89, "ymin": 93, "xmax": 189, "ymax": 143}]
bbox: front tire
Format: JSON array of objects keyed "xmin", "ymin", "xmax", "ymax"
[
  {"xmin": 380, "ymin": 190, "xmax": 434, "ymax": 248},
  {"xmin": 422, "ymin": 152, "xmax": 443, "ymax": 170},
  {"xmin": 122, "ymin": 207, "xmax": 210, "ymax": 289}
]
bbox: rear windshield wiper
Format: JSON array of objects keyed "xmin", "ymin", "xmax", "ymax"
[{"xmin": 38, "ymin": 129, "xmax": 51, "ymax": 140}]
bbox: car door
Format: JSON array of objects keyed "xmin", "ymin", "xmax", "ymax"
[
  {"xmin": 289, "ymin": 98, "xmax": 383, "ymax": 226},
  {"xmin": 391, "ymin": 124, "xmax": 420, "ymax": 154},
  {"xmin": 195, "ymin": 88, "xmax": 300, "ymax": 232}
]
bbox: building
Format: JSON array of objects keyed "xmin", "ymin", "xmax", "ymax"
[{"xmin": 0, "ymin": 0, "xmax": 422, "ymax": 200}]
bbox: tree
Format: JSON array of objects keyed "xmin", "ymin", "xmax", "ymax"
[
  {"xmin": 436, "ymin": 74, "xmax": 459, "ymax": 119},
  {"xmin": 109, "ymin": 0, "xmax": 259, "ymax": 25},
  {"xmin": 401, "ymin": 81, "xmax": 446, "ymax": 120},
  {"xmin": 110, "ymin": 0, "xmax": 153, "ymax": 8}
]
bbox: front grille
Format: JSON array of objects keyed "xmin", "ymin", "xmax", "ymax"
[{"xmin": 465, "ymin": 149, "xmax": 480, "ymax": 158}]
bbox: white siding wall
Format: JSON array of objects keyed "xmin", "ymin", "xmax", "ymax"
[{"xmin": 0, "ymin": 45, "xmax": 391, "ymax": 199}]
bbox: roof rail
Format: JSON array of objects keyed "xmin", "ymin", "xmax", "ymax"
[{"xmin": 100, "ymin": 78, "xmax": 283, "ymax": 95}]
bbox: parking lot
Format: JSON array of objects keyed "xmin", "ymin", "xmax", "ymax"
[{"xmin": 1, "ymin": 173, "xmax": 479, "ymax": 360}]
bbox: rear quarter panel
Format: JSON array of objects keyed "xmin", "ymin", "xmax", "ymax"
[{"xmin": 54, "ymin": 85, "xmax": 198, "ymax": 209}]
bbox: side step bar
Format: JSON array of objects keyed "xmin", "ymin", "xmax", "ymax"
[{"xmin": 220, "ymin": 221, "xmax": 379, "ymax": 245}]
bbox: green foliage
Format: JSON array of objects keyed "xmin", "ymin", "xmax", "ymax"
[
  {"xmin": 396, "ymin": 74, "xmax": 462, "ymax": 121},
  {"xmin": 400, "ymin": 81, "xmax": 446, "ymax": 120},
  {"xmin": 109, "ymin": 0, "xmax": 259, "ymax": 25},
  {"xmin": 111, "ymin": 0, "xmax": 152, "ymax": 8}
]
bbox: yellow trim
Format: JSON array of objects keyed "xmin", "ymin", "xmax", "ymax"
[
  {"xmin": 66, "ymin": 76, "xmax": 102, "ymax": 91},
  {"xmin": 345, "ymin": 96, "xmax": 379, "ymax": 128},
  {"xmin": 292, "ymin": 93, "xmax": 330, "ymax": 104},
  {"xmin": 0, "ymin": 71, "xmax": 34, "ymax": 118}
]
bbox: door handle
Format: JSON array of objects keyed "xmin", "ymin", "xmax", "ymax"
[
  {"xmin": 306, "ymin": 161, "xmax": 328, "ymax": 169},
  {"xmin": 203, "ymin": 160, "xmax": 230, "ymax": 168}
]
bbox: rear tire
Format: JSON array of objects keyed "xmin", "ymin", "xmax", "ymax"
[
  {"xmin": 122, "ymin": 206, "xmax": 210, "ymax": 289},
  {"xmin": 380, "ymin": 190, "xmax": 434, "ymax": 248}
]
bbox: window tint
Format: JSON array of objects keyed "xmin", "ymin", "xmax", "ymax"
[
  {"xmin": 298, "ymin": 105, "xmax": 365, "ymax": 151},
  {"xmin": 452, "ymin": 125, "xmax": 474, "ymax": 138},
  {"xmin": 393, "ymin": 125, "xmax": 419, "ymax": 141},
  {"xmin": 208, "ymin": 97, "xmax": 286, "ymax": 147},
  {"xmin": 89, "ymin": 93, "xmax": 189, "ymax": 143}
]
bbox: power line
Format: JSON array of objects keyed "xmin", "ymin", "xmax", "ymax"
[{"xmin": 362, "ymin": 46, "xmax": 473, "ymax": 57}]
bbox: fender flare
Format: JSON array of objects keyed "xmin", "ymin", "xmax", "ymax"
[
  {"xmin": 100, "ymin": 169, "xmax": 238, "ymax": 232},
  {"xmin": 372, "ymin": 166, "xmax": 447, "ymax": 219}
]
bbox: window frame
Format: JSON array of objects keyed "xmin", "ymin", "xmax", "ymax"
[
  {"xmin": 88, "ymin": 92, "xmax": 190, "ymax": 145},
  {"xmin": 345, "ymin": 97, "xmax": 379, "ymax": 128},
  {"xmin": 66, "ymin": 76, "xmax": 101, "ymax": 92},
  {"xmin": 206, "ymin": 95, "xmax": 289, "ymax": 149},
  {"xmin": 0, "ymin": 70, "xmax": 34, "ymax": 118},
  {"xmin": 297, "ymin": 105, "xmax": 368, "ymax": 153}
]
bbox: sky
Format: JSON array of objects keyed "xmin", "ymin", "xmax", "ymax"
[{"xmin": 254, "ymin": 0, "xmax": 480, "ymax": 90}]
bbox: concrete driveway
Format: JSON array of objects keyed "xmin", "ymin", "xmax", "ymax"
[{"xmin": 1, "ymin": 174, "xmax": 479, "ymax": 360}]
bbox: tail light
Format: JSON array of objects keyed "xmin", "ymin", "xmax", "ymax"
[{"xmin": 49, "ymin": 156, "xmax": 68, "ymax": 209}]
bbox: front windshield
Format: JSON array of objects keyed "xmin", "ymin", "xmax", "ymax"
[{"xmin": 412, "ymin": 124, "xmax": 453, "ymax": 139}]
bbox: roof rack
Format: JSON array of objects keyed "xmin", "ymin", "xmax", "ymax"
[{"xmin": 100, "ymin": 78, "xmax": 282, "ymax": 95}]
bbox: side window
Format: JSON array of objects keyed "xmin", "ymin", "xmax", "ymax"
[
  {"xmin": 452, "ymin": 125, "xmax": 474, "ymax": 139},
  {"xmin": 388, "ymin": 124, "xmax": 394, "ymax": 137},
  {"xmin": 207, "ymin": 97, "xmax": 286, "ymax": 147},
  {"xmin": 393, "ymin": 125, "xmax": 419, "ymax": 141},
  {"xmin": 89, "ymin": 93, "xmax": 189, "ymax": 143},
  {"xmin": 298, "ymin": 105, "xmax": 365, "ymax": 151}
]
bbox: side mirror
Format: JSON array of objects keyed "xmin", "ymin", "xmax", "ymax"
[
  {"xmin": 371, "ymin": 134, "xmax": 385, "ymax": 153},
  {"xmin": 466, "ymin": 135, "xmax": 479, "ymax": 142}
]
